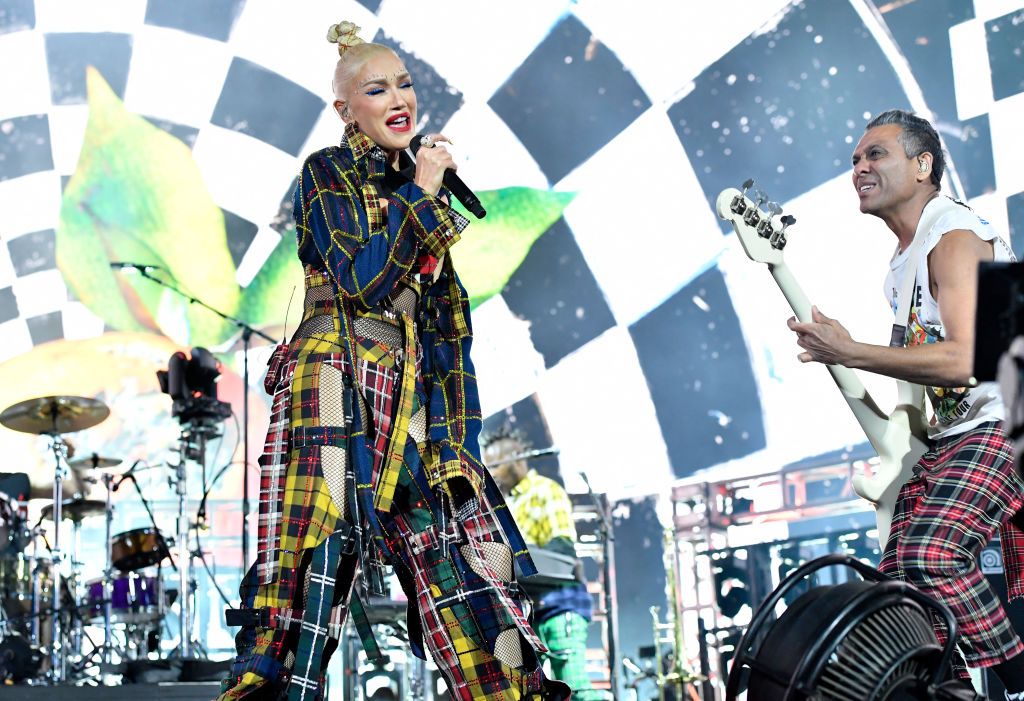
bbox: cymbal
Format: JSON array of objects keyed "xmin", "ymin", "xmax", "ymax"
[
  {"xmin": 68, "ymin": 454, "xmax": 122, "ymax": 471},
  {"xmin": 0, "ymin": 396, "xmax": 109, "ymax": 435},
  {"xmin": 40, "ymin": 498, "xmax": 106, "ymax": 522}
]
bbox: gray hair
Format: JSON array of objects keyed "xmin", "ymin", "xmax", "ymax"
[{"xmin": 865, "ymin": 109, "xmax": 945, "ymax": 189}]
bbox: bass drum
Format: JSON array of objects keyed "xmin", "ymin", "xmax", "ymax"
[
  {"xmin": 0, "ymin": 634, "xmax": 43, "ymax": 683},
  {"xmin": 111, "ymin": 527, "xmax": 170, "ymax": 572}
]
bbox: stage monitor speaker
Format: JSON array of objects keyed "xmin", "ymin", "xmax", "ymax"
[{"xmin": 979, "ymin": 539, "xmax": 1024, "ymax": 699}]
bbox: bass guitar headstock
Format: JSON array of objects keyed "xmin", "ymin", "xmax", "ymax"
[{"xmin": 716, "ymin": 179, "xmax": 796, "ymax": 266}]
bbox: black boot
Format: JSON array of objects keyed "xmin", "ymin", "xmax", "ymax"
[{"xmin": 538, "ymin": 679, "xmax": 572, "ymax": 700}]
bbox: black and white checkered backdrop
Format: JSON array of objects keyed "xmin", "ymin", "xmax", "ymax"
[{"xmin": 1, "ymin": 0, "xmax": 1022, "ymax": 663}]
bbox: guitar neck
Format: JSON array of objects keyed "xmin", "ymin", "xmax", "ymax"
[{"xmin": 768, "ymin": 261, "xmax": 888, "ymax": 419}]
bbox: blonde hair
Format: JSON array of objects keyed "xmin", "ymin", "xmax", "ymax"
[{"xmin": 326, "ymin": 21, "xmax": 396, "ymax": 101}]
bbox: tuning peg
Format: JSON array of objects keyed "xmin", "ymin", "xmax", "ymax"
[
  {"xmin": 757, "ymin": 202, "xmax": 781, "ymax": 238},
  {"xmin": 731, "ymin": 179, "xmax": 756, "ymax": 215},
  {"xmin": 752, "ymin": 188, "xmax": 768, "ymax": 208},
  {"xmin": 770, "ymin": 214, "xmax": 795, "ymax": 250}
]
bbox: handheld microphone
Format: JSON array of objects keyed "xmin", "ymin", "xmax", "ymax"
[
  {"xmin": 410, "ymin": 134, "xmax": 487, "ymax": 219},
  {"xmin": 110, "ymin": 261, "xmax": 162, "ymax": 272}
]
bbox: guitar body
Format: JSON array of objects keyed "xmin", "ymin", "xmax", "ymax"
[
  {"xmin": 717, "ymin": 187, "xmax": 930, "ymax": 547},
  {"xmin": 852, "ymin": 405, "xmax": 929, "ymax": 542}
]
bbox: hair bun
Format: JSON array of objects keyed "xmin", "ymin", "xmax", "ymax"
[{"xmin": 327, "ymin": 21, "xmax": 364, "ymax": 56}]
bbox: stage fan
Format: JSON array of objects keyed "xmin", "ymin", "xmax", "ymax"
[{"xmin": 725, "ymin": 554, "xmax": 981, "ymax": 701}]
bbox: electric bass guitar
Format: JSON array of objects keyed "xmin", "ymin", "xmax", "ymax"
[{"xmin": 716, "ymin": 181, "xmax": 929, "ymax": 545}]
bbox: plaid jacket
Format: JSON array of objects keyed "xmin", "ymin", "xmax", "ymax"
[
  {"xmin": 290, "ymin": 124, "xmax": 534, "ymax": 576},
  {"xmin": 295, "ymin": 122, "xmax": 485, "ymax": 499}
]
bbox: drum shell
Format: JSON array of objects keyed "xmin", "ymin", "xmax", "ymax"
[
  {"xmin": 85, "ymin": 572, "xmax": 162, "ymax": 623},
  {"xmin": 110, "ymin": 527, "xmax": 168, "ymax": 572},
  {"xmin": 0, "ymin": 554, "xmax": 51, "ymax": 618}
]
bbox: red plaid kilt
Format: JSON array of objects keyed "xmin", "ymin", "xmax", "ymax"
[{"xmin": 879, "ymin": 421, "xmax": 1024, "ymax": 667}]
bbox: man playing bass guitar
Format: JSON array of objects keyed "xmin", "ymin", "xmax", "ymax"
[{"xmin": 788, "ymin": 109, "xmax": 1023, "ymax": 698}]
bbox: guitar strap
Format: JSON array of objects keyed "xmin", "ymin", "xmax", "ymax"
[
  {"xmin": 889, "ymin": 195, "xmax": 962, "ymax": 348},
  {"xmin": 889, "ymin": 195, "xmax": 964, "ymax": 418}
]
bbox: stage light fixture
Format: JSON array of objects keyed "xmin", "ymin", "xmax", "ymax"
[
  {"xmin": 156, "ymin": 347, "xmax": 232, "ymax": 425},
  {"xmin": 726, "ymin": 554, "xmax": 980, "ymax": 701}
]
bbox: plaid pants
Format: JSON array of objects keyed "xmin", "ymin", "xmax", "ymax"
[
  {"xmin": 219, "ymin": 334, "xmax": 551, "ymax": 699},
  {"xmin": 383, "ymin": 457, "xmax": 547, "ymax": 700},
  {"xmin": 220, "ymin": 461, "xmax": 549, "ymax": 700},
  {"xmin": 536, "ymin": 612, "xmax": 597, "ymax": 699},
  {"xmin": 879, "ymin": 421, "xmax": 1024, "ymax": 668}
]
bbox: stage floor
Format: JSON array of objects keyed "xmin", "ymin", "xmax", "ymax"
[{"xmin": 2, "ymin": 682, "xmax": 221, "ymax": 700}]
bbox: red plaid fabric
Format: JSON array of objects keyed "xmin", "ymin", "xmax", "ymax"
[
  {"xmin": 356, "ymin": 338, "xmax": 396, "ymax": 467},
  {"xmin": 386, "ymin": 462, "xmax": 546, "ymax": 700},
  {"xmin": 255, "ymin": 353, "xmax": 293, "ymax": 584},
  {"xmin": 879, "ymin": 421, "xmax": 1024, "ymax": 667}
]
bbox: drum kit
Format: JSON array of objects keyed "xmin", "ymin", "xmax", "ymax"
[{"xmin": 0, "ymin": 395, "xmax": 173, "ymax": 685}]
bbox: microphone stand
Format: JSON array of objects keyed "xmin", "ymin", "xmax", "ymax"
[
  {"xmin": 114, "ymin": 468, "xmax": 176, "ymax": 573},
  {"xmin": 488, "ymin": 447, "xmax": 560, "ymax": 468},
  {"xmin": 579, "ymin": 471, "xmax": 620, "ymax": 700},
  {"xmin": 118, "ymin": 265, "xmax": 274, "ymax": 577}
]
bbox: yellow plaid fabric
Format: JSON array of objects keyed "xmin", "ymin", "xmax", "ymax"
[
  {"xmin": 372, "ymin": 311, "xmax": 417, "ymax": 513},
  {"xmin": 508, "ymin": 470, "xmax": 577, "ymax": 548}
]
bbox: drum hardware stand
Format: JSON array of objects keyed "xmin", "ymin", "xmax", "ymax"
[
  {"xmin": 96, "ymin": 471, "xmax": 116, "ymax": 678},
  {"xmin": 407, "ymin": 653, "xmax": 427, "ymax": 701},
  {"xmin": 122, "ymin": 264, "xmax": 274, "ymax": 573},
  {"xmin": 170, "ymin": 417, "xmax": 223, "ymax": 659},
  {"xmin": 68, "ymin": 517, "xmax": 84, "ymax": 669},
  {"xmin": 29, "ymin": 522, "xmax": 44, "ymax": 649},
  {"xmin": 339, "ymin": 625, "xmax": 364, "ymax": 701},
  {"xmin": 46, "ymin": 431, "xmax": 68, "ymax": 682}
]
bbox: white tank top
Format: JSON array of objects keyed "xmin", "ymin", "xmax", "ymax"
[{"xmin": 883, "ymin": 203, "xmax": 1014, "ymax": 439}]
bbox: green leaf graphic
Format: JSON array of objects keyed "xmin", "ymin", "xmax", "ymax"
[
  {"xmin": 238, "ymin": 225, "xmax": 305, "ymax": 338},
  {"xmin": 237, "ymin": 188, "xmax": 576, "ymax": 331},
  {"xmin": 57, "ymin": 67, "xmax": 239, "ymax": 346},
  {"xmin": 450, "ymin": 187, "xmax": 575, "ymax": 308}
]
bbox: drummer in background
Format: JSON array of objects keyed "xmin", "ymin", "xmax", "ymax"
[{"xmin": 482, "ymin": 425, "xmax": 596, "ymax": 699}]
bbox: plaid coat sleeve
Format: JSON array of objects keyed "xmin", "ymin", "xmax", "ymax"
[
  {"xmin": 418, "ymin": 263, "xmax": 487, "ymax": 499},
  {"xmin": 296, "ymin": 149, "xmax": 463, "ymax": 311}
]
